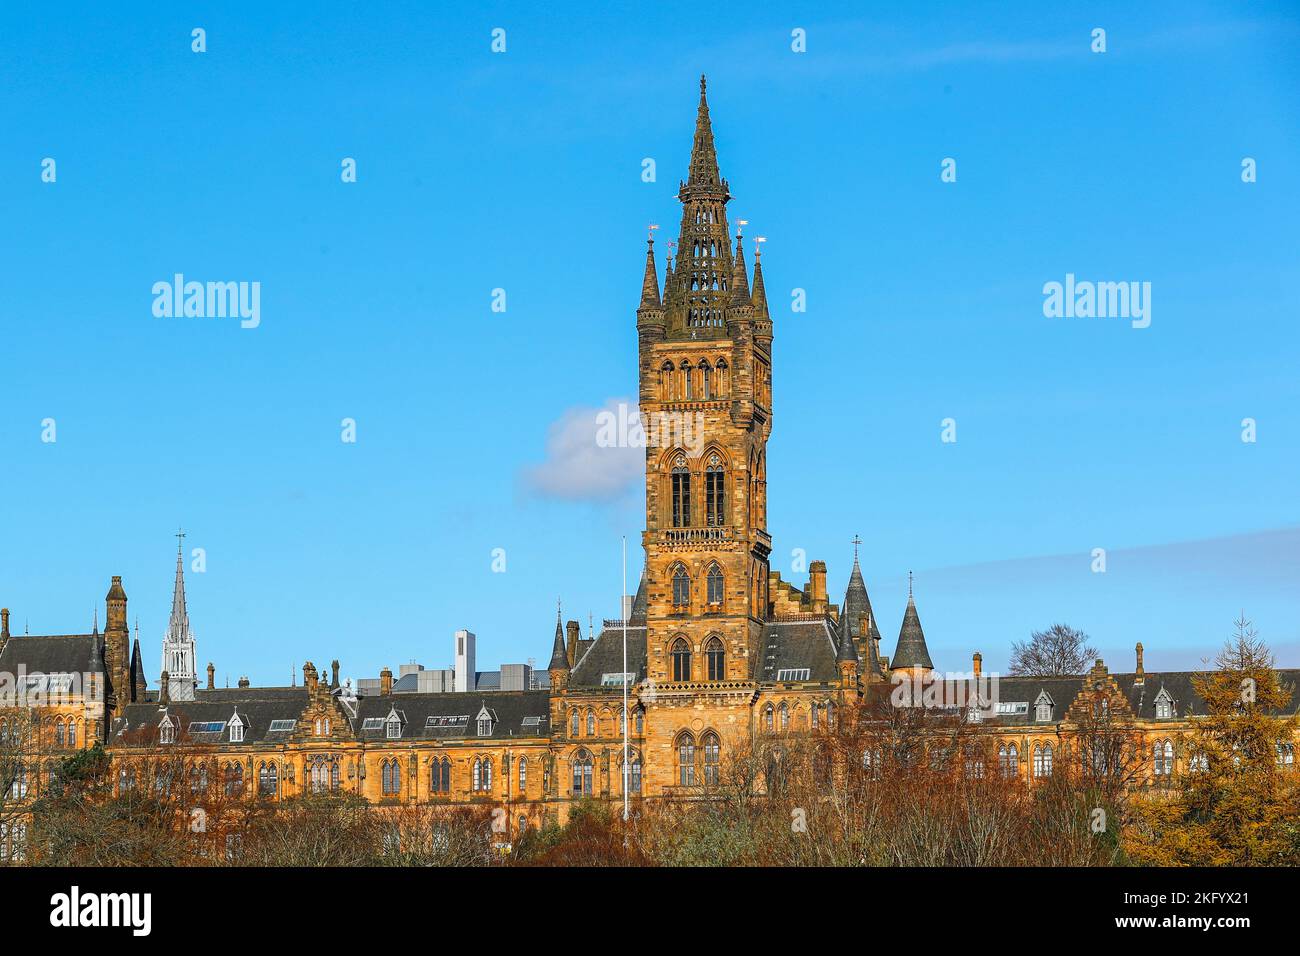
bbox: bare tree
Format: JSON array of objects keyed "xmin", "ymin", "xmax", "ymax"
[{"xmin": 1008, "ymin": 624, "xmax": 1097, "ymax": 676}]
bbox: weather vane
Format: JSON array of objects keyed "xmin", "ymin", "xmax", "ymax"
[
  {"xmin": 647, "ymin": 222, "xmax": 659, "ymax": 241},
  {"xmin": 735, "ymin": 218, "xmax": 748, "ymax": 238},
  {"xmin": 754, "ymin": 235, "xmax": 766, "ymax": 256},
  {"xmin": 852, "ymin": 534, "xmax": 862, "ymax": 560}
]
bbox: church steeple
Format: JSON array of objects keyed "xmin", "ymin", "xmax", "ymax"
[
  {"xmin": 160, "ymin": 531, "xmax": 197, "ymax": 701},
  {"xmin": 751, "ymin": 241, "xmax": 769, "ymax": 320}
]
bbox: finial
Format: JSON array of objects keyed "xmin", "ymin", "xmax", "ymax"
[
  {"xmin": 556, "ymin": 597, "xmax": 562, "ymax": 622},
  {"xmin": 852, "ymin": 534, "xmax": 862, "ymax": 561},
  {"xmin": 908, "ymin": 570, "xmax": 914, "ymax": 598},
  {"xmin": 648, "ymin": 222, "xmax": 659, "ymax": 242},
  {"xmin": 754, "ymin": 235, "xmax": 766, "ymax": 258},
  {"xmin": 700, "ymin": 74, "xmax": 707, "ymax": 95},
  {"xmin": 175, "ymin": 527, "xmax": 186, "ymax": 552},
  {"xmin": 588, "ymin": 612, "xmax": 594, "ymax": 639},
  {"xmin": 93, "ymin": 607, "xmax": 98, "ymax": 633},
  {"xmin": 735, "ymin": 218, "xmax": 748, "ymax": 238}
]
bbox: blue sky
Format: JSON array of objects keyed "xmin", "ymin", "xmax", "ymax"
[{"xmin": 2, "ymin": 1, "xmax": 1298, "ymax": 685}]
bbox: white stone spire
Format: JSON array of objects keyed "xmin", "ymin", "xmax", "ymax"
[{"xmin": 160, "ymin": 530, "xmax": 197, "ymax": 700}]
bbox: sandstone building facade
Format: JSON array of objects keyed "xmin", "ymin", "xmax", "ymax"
[{"xmin": 1, "ymin": 79, "xmax": 1296, "ymax": 859}]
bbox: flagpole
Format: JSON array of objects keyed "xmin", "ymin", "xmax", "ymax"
[{"xmin": 622, "ymin": 535, "xmax": 629, "ymax": 822}]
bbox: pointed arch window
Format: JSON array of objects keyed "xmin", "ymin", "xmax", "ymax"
[
  {"xmin": 659, "ymin": 361, "xmax": 674, "ymax": 400},
  {"xmin": 700, "ymin": 361, "xmax": 712, "ymax": 399},
  {"xmin": 705, "ymin": 637, "xmax": 725, "ymax": 681},
  {"xmin": 671, "ymin": 459, "xmax": 692, "ymax": 528},
  {"xmin": 1033, "ymin": 743, "xmax": 1054, "ymax": 778},
  {"xmin": 635, "ymin": 708, "xmax": 644, "ymax": 735},
  {"xmin": 54, "ymin": 718, "xmax": 65, "ymax": 747},
  {"xmin": 430, "ymin": 757, "xmax": 451, "ymax": 794},
  {"xmin": 569, "ymin": 710, "xmax": 580, "ymax": 737},
  {"xmin": 702, "ymin": 732, "xmax": 720, "ymax": 786},
  {"xmin": 1154, "ymin": 739, "xmax": 1175, "ymax": 777},
  {"xmin": 572, "ymin": 750, "xmax": 593, "ymax": 796},
  {"xmin": 627, "ymin": 751, "xmax": 642, "ymax": 794},
  {"xmin": 671, "ymin": 565, "xmax": 691, "ymax": 608},
  {"xmin": 258, "ymin": 762, "xmax": 278, "ymax": 797},
  {"xmin": 586, "ymin": 709, "xmax": 595, "ymax": 736},
  {"xmin": 680, "ymin": 360, "xmax": 693, "ymax": 400},
  {"xmin": 715, "ymin": 358, "xmax": 729, "ymax": 397},
  {"xmin": 706, "ymin": 563, "xmax": 724, "ymax": 606},
  {"xmin": 518, "ymin": 756, "xmax": 527, "ymax": 791},
  {"xmin": 779, "ymin": 702, "xmax": 790, "ymax": 732},
  {"xmin": 763, "ymin": 704, "xmax": 774, "ymax": 732},
  {"xmin": 671, "ymin": 638, "xmax": 692, "ymax": 682},
  {"xmin": 705, "ymin": 456, "xmax": 726, "ymax": 526},
  {"xmin": 223, "ymin": 762, "xmax": 244, "ymax": 797},
  {"xmin": 676, "ymin": 732, "xmax": 696, "ymax": 786},
  {"xmin": 999, "ymin": 744, "xmax": 1019, "ymax": 777},
  {"xmin": 68, "ymin": 720, "xmax": 77, "ymax": 748}
]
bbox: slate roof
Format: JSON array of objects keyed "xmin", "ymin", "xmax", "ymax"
[
  {"xmin": 570, "ymin": 624, "xmax": 648, "ymax": 688},
  {"xmin": 839, "ymin": 558, "xmax": 882, "ymax": 648},
  {"xmin": 891, "ymin": 596, "xmax": 934, "ymax": 670},
  {"xmin": 113, "ymin": 687, "xmax": 311, "ymax": 747},
  {"xmin": 0, "ymin": 632, "xmax": 108, "ymax": 704},
  {"xmin": 923, "ymin": 669, "xmax": 1300, "ymax": 726},
  {"xmin": 0, "ymin": 632, "xmax": 105, "ymax": 677},
  {"xmin": 353, "ymin": 689, "xmax": 551, "ymax": 741},
  {"xmin": 760, "ymin": 618, "xmax": 841, "ymax": 683}
]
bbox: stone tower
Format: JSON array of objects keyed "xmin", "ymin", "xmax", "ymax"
[
  {"xmin": 160, "ymin": 534, "xmax": 197, "ymax": 701},
  {"xmin": 637, "ymin": 76, "xmax": 774, "ymax": 690}
]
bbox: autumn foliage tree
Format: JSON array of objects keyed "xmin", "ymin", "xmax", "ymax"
[{"xmin": 1125, "ymin": 615, "xmax": 1300, "ymax": 865}]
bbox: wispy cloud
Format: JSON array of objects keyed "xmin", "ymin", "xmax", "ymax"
[{"xmin": 521, "ymin": 398, "xmax": 641, "ymax": 502}]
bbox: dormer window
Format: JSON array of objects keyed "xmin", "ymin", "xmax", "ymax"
[
  {"xmin": 1034, "ymin": 691, "xmax": 1054, "ymax": 723},
  {"xmin": 476, "ymin": 705, "xmax": 494, "ymax": 737},
  {"xmin": 159, "ymin": 716, "xmax": 175, "ymax": 745},
  {"xmin": 385, "ymin": 708, "xmax": 403, "ymax": 740},
  {"xmin": 228, "ymin": 714, "xmax": 244, "ymax": 743},
  {"xmin": 1155, "ymin": 688, "xmax": 1174, "ymax": 719}
]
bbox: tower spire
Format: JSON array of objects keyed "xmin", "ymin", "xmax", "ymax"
[
  {"xmin": 639, "ymin": 235, "xmax": 661, "ymax": 308},
  {"xmin": 686, "ymin": 74, "xmax": 723, "ymax": 190},
  {"xmin": 160, "ymin": 531, "xmax": 197, "ymax": 700},
  {"xmin": 548, "ymin": 601, "xmax": 569, "ymax": 672},
  {"xmin": 728, "ymin": 229, "xmax": 751, "ymax": 306},
  {"xmin": 751, "ymin": 238, "xmax": 769, "ymax": 319}
]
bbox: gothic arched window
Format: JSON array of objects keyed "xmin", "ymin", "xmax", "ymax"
[
  {"xmin": 635, "ymin": 708, "xmax": 644, "ymax": 735},
  {"xmin": 223, "ymin": 762, "xmax": 244, "ymax": 797},
  {"xmin": 518, "ymin": 757, "xmax": 527, "ymax": 791},
  {"xmin": 671, "ymin": 459, "xmax": 691, "ymax": 528},
  {"xmin": 700, "ymin": 361, "xmax": 712, "ymax": 399},
  {"xmin": 680, "ymin": 360, "xmax": 693, "ymax": 400},
  {"xmin": 660, "ymin": 361, "xmax": 674, "ymax": 400},
  {"xmin": 569, "ymin": 710, "xmax": 580, "ymax": 737},
  {"xmin": 54, "ymin": 719, "xmax": 65, "ymax": 747},
  {"xmin": 672, "ymin": 565, "xmax": 691, "ymax": 608},
  {"xmin": 676, "ymin": 732, "xmax": 696, "ymax": 786},
  {"xmin": 702, "ymin": 732, "xmax": 720, "ymax": 786},
  {"xmin": 431, "ymin": 757, "xmax": 451, "ymax": 794},
  {"xmin": 258, "ymin": 762, "xmax": 278, "ymax": 797},
  {"xmin": 763, "ymin": 704, "xmax": 774, "ymax": 732},
  {"xmin": 706, "ymin": 563, "xmax": 724, "ymax": 606},
  {"xmin": 586, "ymin": 709, "xmax": 595, "ymax": 737},
  {"xmin": 705, "ymin": 636, "xmax": 725, "ymax": 681},
  {"xmin": 715, "ymin": 358, "xmax": 728, "ymax": 396},
  {"xmin": 671, "ymin": 638, "xmax": 692, "ymax": 682},
  {"xmin": 779, "ymin": 702, "xmax": 789, "ymax": 732},
  {"xmin": 705, "ymin": 456, "xmax": 726, "ymax": 526},
  {"xmin": 572, "ymin": 750, "xmax": 593, "ymax": 796}
]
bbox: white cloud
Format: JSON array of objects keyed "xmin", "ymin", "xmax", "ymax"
[{"xmin": 522, "ymin": 398, "xmax": 642, "ymax": 502}]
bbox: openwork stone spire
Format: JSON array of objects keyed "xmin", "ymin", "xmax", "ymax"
[
  {"xmin": 160, "ymin": 531, "xmax": 197, "ymax": 700},
  {"xmin": 668, "ymin": 75, "xmax": 736, "ymax": 337}
]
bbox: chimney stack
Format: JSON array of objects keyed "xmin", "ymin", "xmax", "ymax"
[
  {"xmin": 237, "ymin": 676, "xmax": 250, "ymax": 688},
  {"xmin": 206, "ymin": 662, "xmax": 215, "ymax": 690},
  {"xmin": 1134, "ymin": 642, "xmax": 1145, "ymax": 684},
  {"xmin": 972, "ymin": 651, "xmax": 982, "ymax": 678},
  {"xmin": 566, "ymin": 620, "xmax": 581, "ymax": 667},
  {"xmin": 160, "ymin": 670, "xmax": 170, "ymax": 704},
  {"xmin": 331, "ymin": 659, "xmax": 340, "ymax": 689},
  {"xmin": 380, "ymin": 666, "xmax": 393, "ymax": 696},
  {"xmin": 0, "ymin": 607, "xmax": 9, "ymax": 639},
  {"xmin": 808, "ymin": 561, "xmax": 827, "ymax": 609}
]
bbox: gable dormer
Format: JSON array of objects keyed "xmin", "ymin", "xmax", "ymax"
[
  {"xmin": 1154, "ymin": 686, "xmax": 1175, "ymax": 719},
  {"xmin": 385, "ymin": 706, "xmax": 405, "ymax": 740},
  {"xmin": 1034, "ymin": 690, "xmax": 1055, "ymax": 722},
  {"xmin": 475, "ymin": 704, "xmax": 496, "ymax": 737},
  {"xmin": 227, "ymin": 709, "xmax": 246, "ymax": 743}
]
